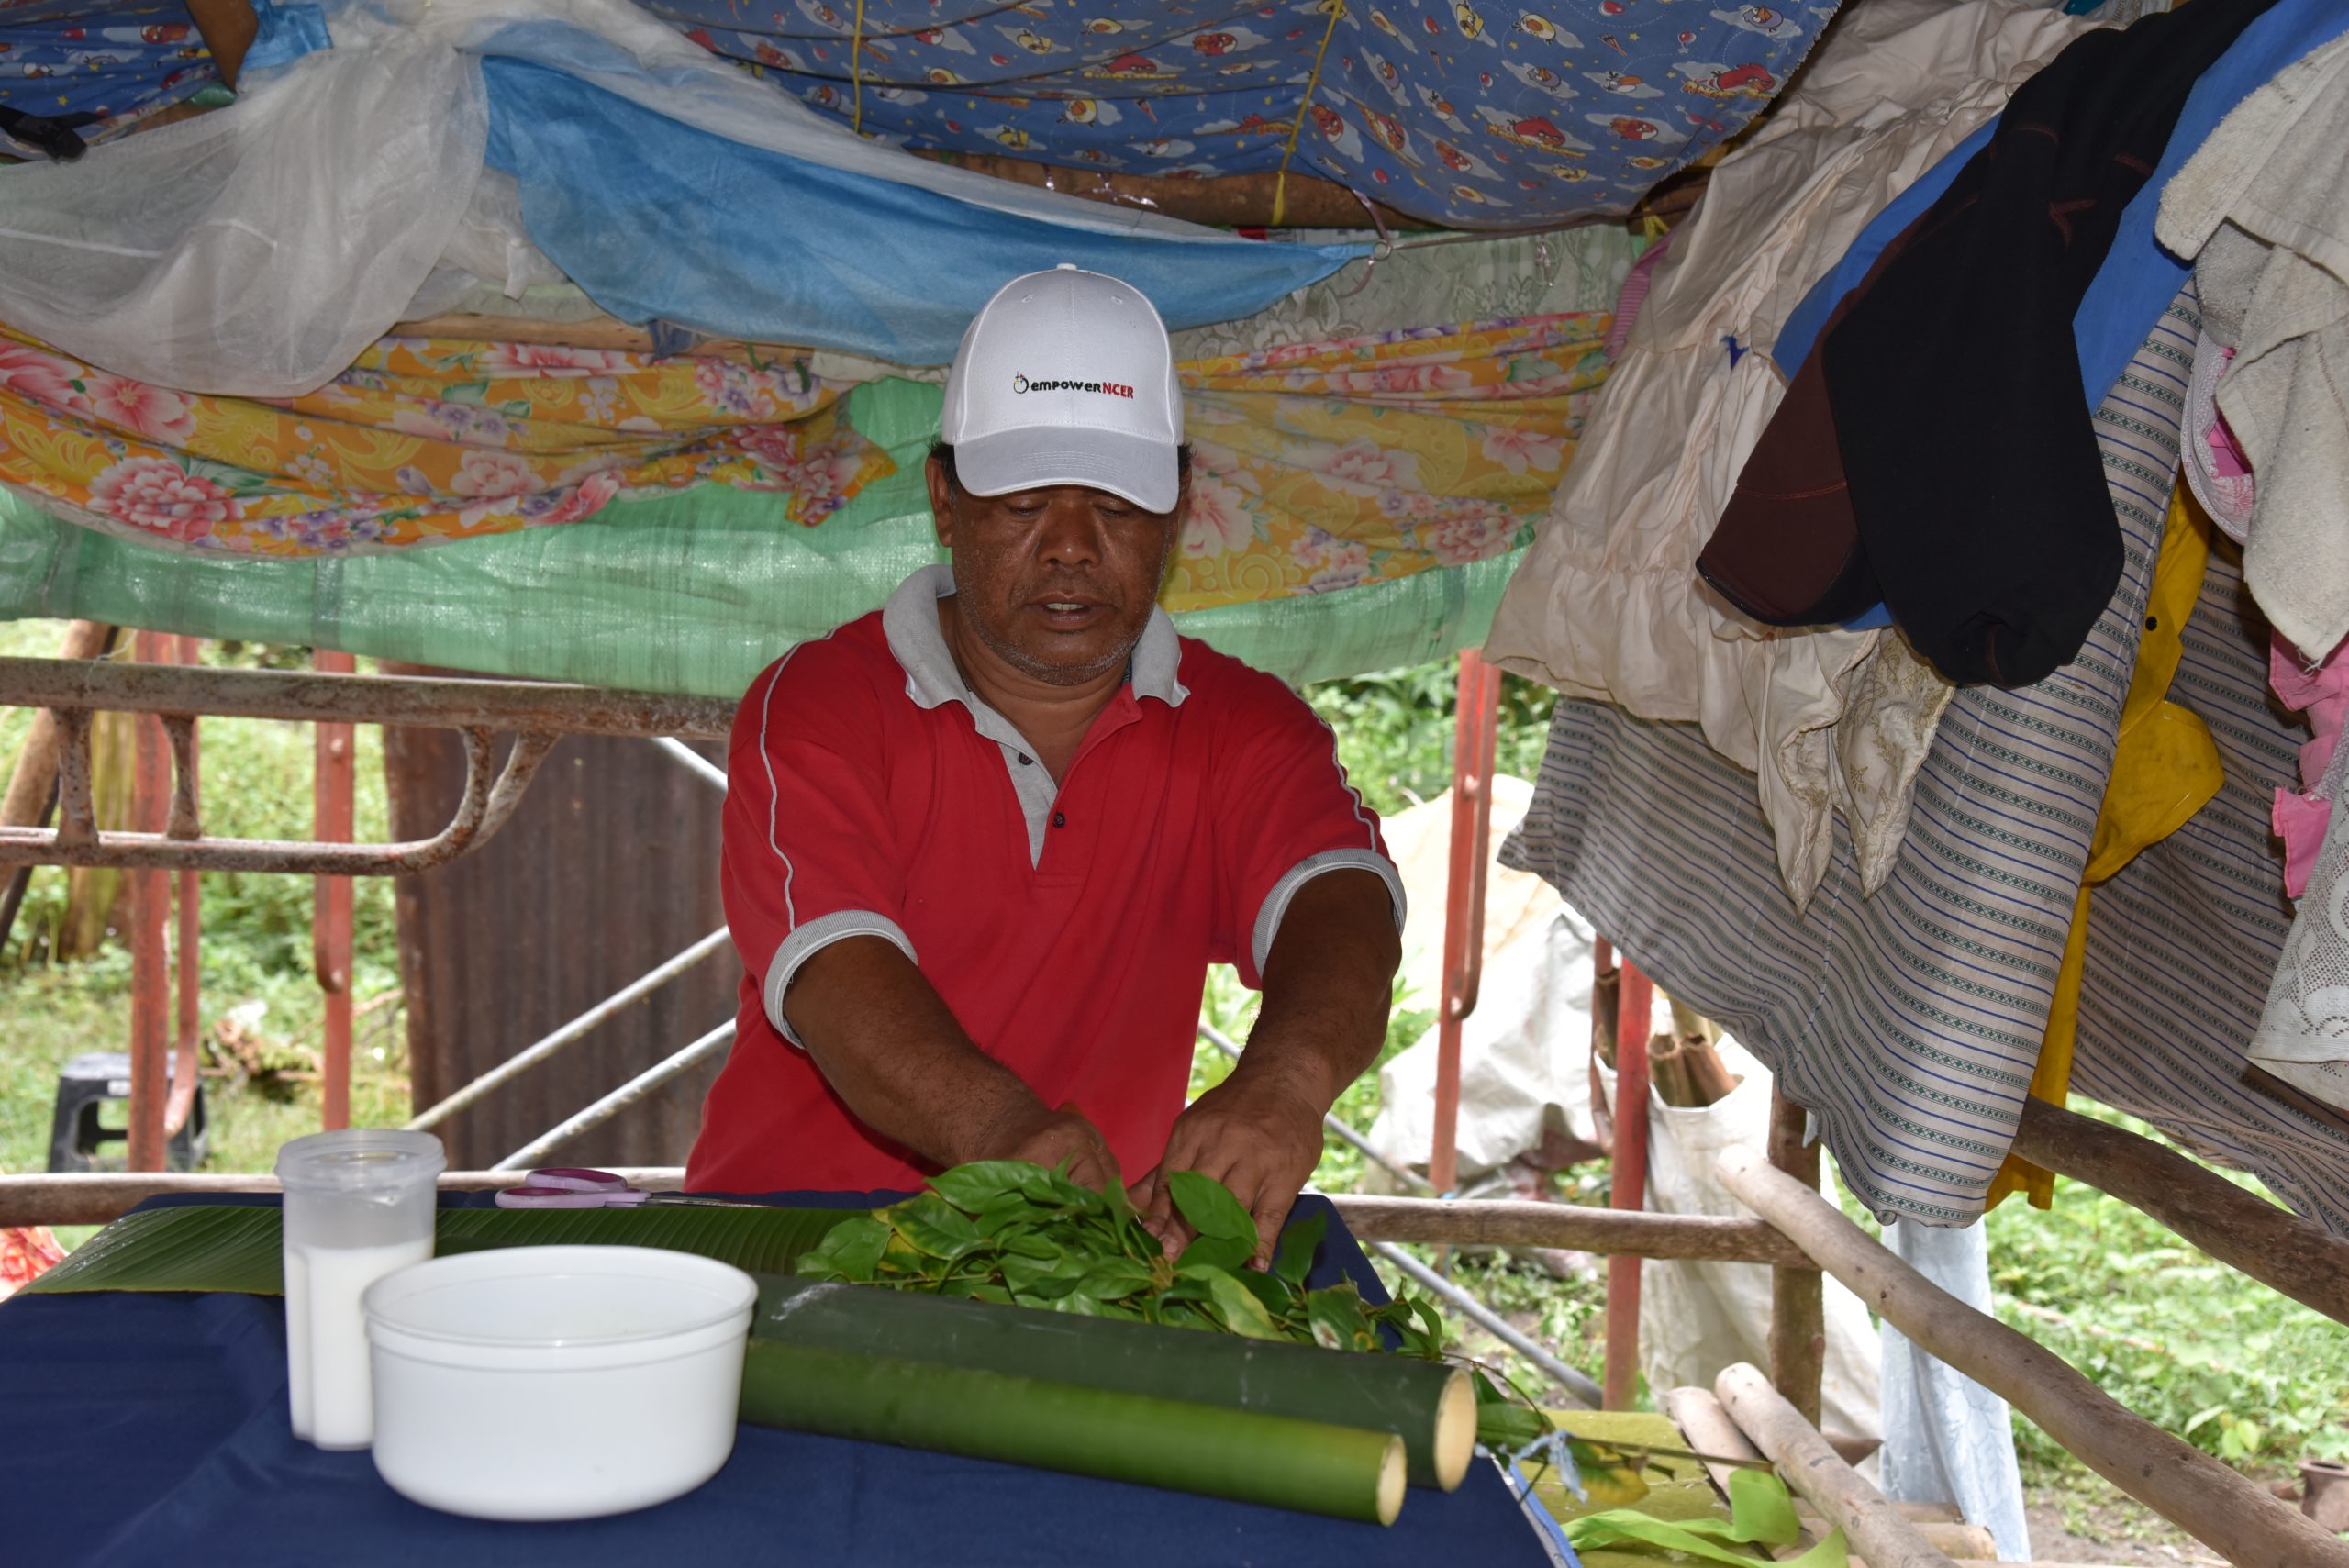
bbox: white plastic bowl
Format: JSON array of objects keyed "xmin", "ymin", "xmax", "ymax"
[{"xmin": 362, "ymin": 1245, "xmax": 756, "ymax": 1520}]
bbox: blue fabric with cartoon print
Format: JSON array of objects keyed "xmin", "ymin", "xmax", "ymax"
[
  {"xmin": 0, "ymin": 0, "xmax": 217, "ymax": 157},
  {"xmin": 633, "ymin": 0, "xmax": 1840, "ymax": 228}
]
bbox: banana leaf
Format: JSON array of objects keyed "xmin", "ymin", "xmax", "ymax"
[{"xmin": 20, "ymin": 1203, "xmax": 863, "ymax": 1296}]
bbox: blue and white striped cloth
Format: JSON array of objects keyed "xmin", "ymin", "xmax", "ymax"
[{"xmin": 1503, "ymin": 286, "xmax": 2349, "ymax": 1229}]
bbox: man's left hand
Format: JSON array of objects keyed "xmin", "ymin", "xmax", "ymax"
[{"xmin": 1131, "ymin": 1066, "xmax": 1328, "ymax": 1269}]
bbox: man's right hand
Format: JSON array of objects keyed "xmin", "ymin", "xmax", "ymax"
[{"xmin": 969, "ymin": 1102, "xmax": 1123, "ymax": 1195}]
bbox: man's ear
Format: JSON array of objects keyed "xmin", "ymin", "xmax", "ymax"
[{"xmin": 925, "ymin": 454, "xmax": 957, "ymax": 550}]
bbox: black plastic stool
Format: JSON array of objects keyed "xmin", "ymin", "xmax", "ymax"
[{"xmin": 47, "ymin": 1051, "xmax": 207, "ymax": 1173}]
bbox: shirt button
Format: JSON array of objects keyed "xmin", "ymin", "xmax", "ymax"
[
  {"xmin": 1052, "ymin": 811, "xmax": 1067, "ymax": 828},
  {"xmin": 1017, "ymin": 752, "xmax": 1033, "ymax": 766}
]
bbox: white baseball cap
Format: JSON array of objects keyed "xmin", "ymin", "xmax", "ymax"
[{"xmin": 940, "ymin": 264, "xmax": 1185, "ymax": 514}]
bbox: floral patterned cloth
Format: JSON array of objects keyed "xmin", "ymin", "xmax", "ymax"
[
  {"xmin": 1169, "ymin": 312, "xmax": 1609, "ymax": 608},
  {"xmin": 0, "ymin": 311, "xmax": 1608, "ymax": 611},
  {"xmin": 0, "ymin": 331, "xmax": 891, "ymax": 554},
  {"xmin": 0, "ymin": 1223, "xmax": 64, "ymax": 1301}
]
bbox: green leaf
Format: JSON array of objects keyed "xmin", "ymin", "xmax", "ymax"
[
  {"xmin": 1166, "ymin": 1171, "xmax": 1257, "ymax": 1249},
  {"xmin": 1204, "ymin": 1271, "xmax": 1284, "ymax": 1340},
  {"xmin": 929, "ymin": 1161, "xmax": 1051, "ymax": 1215},
  {"xmin": 28, "ymin": 1203, "xmax": 862, "ymax": 1296},
  {"xmin": 1074, "ymin": 1257, "xmax": 1156, "ymax": 1300},
  {"xmin": 1306, "ymin": 1284, "xmax": 1377, "ymax": 1352},
  {"xmin": 886, "ymin": 1193, "xmax": 985, "ymax": 1262},
  {"xmin": 1271, "ymin": 1207, "xmax": 1327, "ymax": 1287},
  {"xmin": 796, "ymin": 1215, "xmax": 891, "ymax": 1282},
  {"xmin": 1176, "ymin": 1232, "xmax": 1254, "ymax": 1273}
]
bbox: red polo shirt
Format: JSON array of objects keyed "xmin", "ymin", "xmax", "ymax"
[{"xmin": 686, "ymin": 566, "xmax": 1400, "ymax": 1195}]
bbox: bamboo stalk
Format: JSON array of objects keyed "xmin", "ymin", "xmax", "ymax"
[
  {"xmin": 755, "ymin": 1275, "xmax": 1475, "ymax": 1491},
  {"xmin": 2010, "ymin": 1097, "xmax": 2349, "ymax": 1329},
  {"xmin": 739, "ymin": 1339, "xmax": 1408, "ymax": 1525},
  {"xmin": 1716, "ymin": 1362, "xmax": 1954, "ymax": 1568},
  {"xmin": 1660, "ymin": 1385, "xmax": 1768, "ymax": 1505},
  {"xmin": 1718, "ymin": 1145, "xmax": 2349, "ymax": 1567}
]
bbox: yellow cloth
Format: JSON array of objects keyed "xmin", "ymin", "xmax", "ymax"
[{"xmin": 1987, "ymin": 485, "xmax": 2223, "ymax": 1208}]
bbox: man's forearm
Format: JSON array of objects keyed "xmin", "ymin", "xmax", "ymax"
[
  {"xmin": 1236, "ymin": 869, "xmax": 1401, "ymax": 1112},
  {"xmin": 784, "ymin": 935, "xmax": 1046, "ymax": 1167}
]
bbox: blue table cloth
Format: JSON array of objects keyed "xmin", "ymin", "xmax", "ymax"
[{"xmin": 0, "ymin": 1191, "xmax": 1555, "ymax": 1567}]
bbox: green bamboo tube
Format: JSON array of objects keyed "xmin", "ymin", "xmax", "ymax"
[
  {"xmin": 739, "ymin": 1338, "xmax": 1407, "ymax": 1525},
  {"xmin": 753, "ymin": 1275, "xmax": 1474, "ymax": 1490}
]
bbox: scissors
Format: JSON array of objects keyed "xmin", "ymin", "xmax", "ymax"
[{"xmin": 494, "ymin": 1166, "xmax": 765, "ymax": 1209}]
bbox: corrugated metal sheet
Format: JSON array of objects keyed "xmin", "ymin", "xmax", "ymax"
[{"xmin": 387, "ymin": 706, "xmax": 732, "ymax": 1170}]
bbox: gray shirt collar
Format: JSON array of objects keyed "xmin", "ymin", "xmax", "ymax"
[{"xmin": 881, "ymin": 564, "xmax": 1190, "ymax": 714}]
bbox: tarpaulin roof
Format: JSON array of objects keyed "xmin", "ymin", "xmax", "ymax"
[{"xmin": 642, "ymin": 0, "xmax": 1839, "ymax": 227}]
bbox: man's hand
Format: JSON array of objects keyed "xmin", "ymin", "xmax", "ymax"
[
  {"xmin": 1131, "ymin": 1067, "xmax": 1328, "ymax": 1267},
  {"xmin": 1132, "ymin": 867, "xmax": 1399, "ymax": 1267},
  {"xmin": 974, "ymin": 1101, "xmax": 1123, "ymax": 1196}
]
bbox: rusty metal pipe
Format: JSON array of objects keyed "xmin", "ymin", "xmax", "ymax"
[
  {"xmin": 316, "ymin": 649, "xmax": 357, "ymax": 1131},
  {"xmin": 0, "ymin": 728, "xmax": 558, "ymax": 875},
  {"xmin": 1603, "ymin": 961, "xmax": 1654, "ymax": 1409},
  {"xmin": 653, "ymin": 737, "xmax": 729, "ymax": 792},
  {"xmin": 1369, "ymin": 1240, "xmax": 1601, "ymax": 1406},
  {"xmin": 127, "ymin": 634, "xmax": 173, "ymax": 1172},
  {"xmin": 491, "ymin": 1020, "xmax": 739, "ymax": 1171},
  {"xmin": 408, "ymin": 928, "xmax": 734, "ymax": 1132},
  {"xmin": 0, "ymin": 657, "xmax": 731, "ymax": 738},
  {"xmin": 1429, "ymin": 649, "xmax": 1502, "ymax": 1196}
]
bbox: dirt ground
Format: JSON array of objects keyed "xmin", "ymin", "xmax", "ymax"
[{"xmin": 2021, "ymin": 1476, "xmax": 2244, "ymax": 1566}]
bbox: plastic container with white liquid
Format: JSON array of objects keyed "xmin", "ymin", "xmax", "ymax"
[{"xmin": 275, "ymin": 1129, "xmax": 444, "ymax": 1449}]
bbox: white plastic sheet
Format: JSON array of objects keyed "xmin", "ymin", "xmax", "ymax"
[{"xmin": 0, "ymin": 29, "xmax": 486, "ymax": 396}]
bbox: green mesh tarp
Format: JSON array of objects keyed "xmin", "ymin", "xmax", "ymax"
[{"xmin": 0, "ymin": 379, "xmax": 1514, "ymax": 694}]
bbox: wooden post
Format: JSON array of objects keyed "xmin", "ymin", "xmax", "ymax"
[
  {"xmin": 1429, "ymin": 650, "xmax": 1502, "ymax": 1195},
  {"xmin": 1767, "ymin": 1088, "xmax": 1826, "ymax": 1428},
  {"xmin": 314, "ymin": 649, "xmax": 356, "ymax": 1131},
  {"xmin": 2012, "ymin": 1096, "xmax": 2349, "ymax": 1328},
  {"xmin": 1603, "ymin": 961, "xmax": 1653, "ymax": 1409},
  {"xmin": 126, "ymin": 631, "xmax": 173, "ymax": 1172},
  {"xmin": 1718, "ymin": 1145, "xmax": 2349, "ymax": 1566}
]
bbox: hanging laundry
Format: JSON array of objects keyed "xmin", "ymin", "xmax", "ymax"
[
  {"xmin": 1486, "ymin": 0, "xmax": 2093, "ymax": 908},
  {"xmin": 1986, "ymin": 486, "xmax": 2222, "ymax": 1211},
  {"xmin": 1506, "ymin": 287, "xmax": 2349, "ymax": 1231},
  {"xmin": 1698, "ymin": 0, "xmax": 2279, "ymax": 689},
  {"xmin": 2156, "ymin": 32, "xmax": 2349, "ymax": 664}
]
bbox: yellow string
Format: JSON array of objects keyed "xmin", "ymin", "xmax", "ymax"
[
  {"xmin": 1273, "ymin": 0, "xmax": 1347, "ymax": 228},
  {"xmin": 850, "ymin": 0, "xmax": 865, "ymax": 137}
]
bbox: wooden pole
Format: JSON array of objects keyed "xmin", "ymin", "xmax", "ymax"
[
  {"xmin": 1767, "ymin": 1088, "xmax": 1827, "ymax": 1428},
  {"xmin": 2011, "ymin": 1096, "xmax": 2349, "ymax": 1329},
  {"xmin": 1715, "ymin": 1362, "xmax": 1956, "ymax": 1568},
  {"xmin": 1718, "ymin": 1145, "xmax": 2349, "ymax": 1567},
  {"xmin": 1330, "ymin": 1195, "xmax": 1811, "ymax": 1263},
  {"xmin": 1603, "ymin": 961, "xmax": 1653, "ymax": 1409}
]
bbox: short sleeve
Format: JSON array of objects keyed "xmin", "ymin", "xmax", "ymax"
[
  {"xmin": 1209, "ymin": 669, "xmax": 1406, "ymax": 988},
  {"xmin": 722, "ymin": 642, "xmax": 918, "ymax": 1047}
]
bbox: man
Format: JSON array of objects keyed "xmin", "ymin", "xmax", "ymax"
[{"xmin": 687, "ymin": 265, "xmax": 1403, "ymax": 1258}]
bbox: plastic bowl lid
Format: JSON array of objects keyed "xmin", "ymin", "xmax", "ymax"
[{"xmin": 275, "ymin": 1129, "xmax": 447, "ymax": 1190}]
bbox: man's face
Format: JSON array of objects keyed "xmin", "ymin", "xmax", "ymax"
[{"xmin": 928, "ymin": 457, "xmax": 1182, "ymax": 687}]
